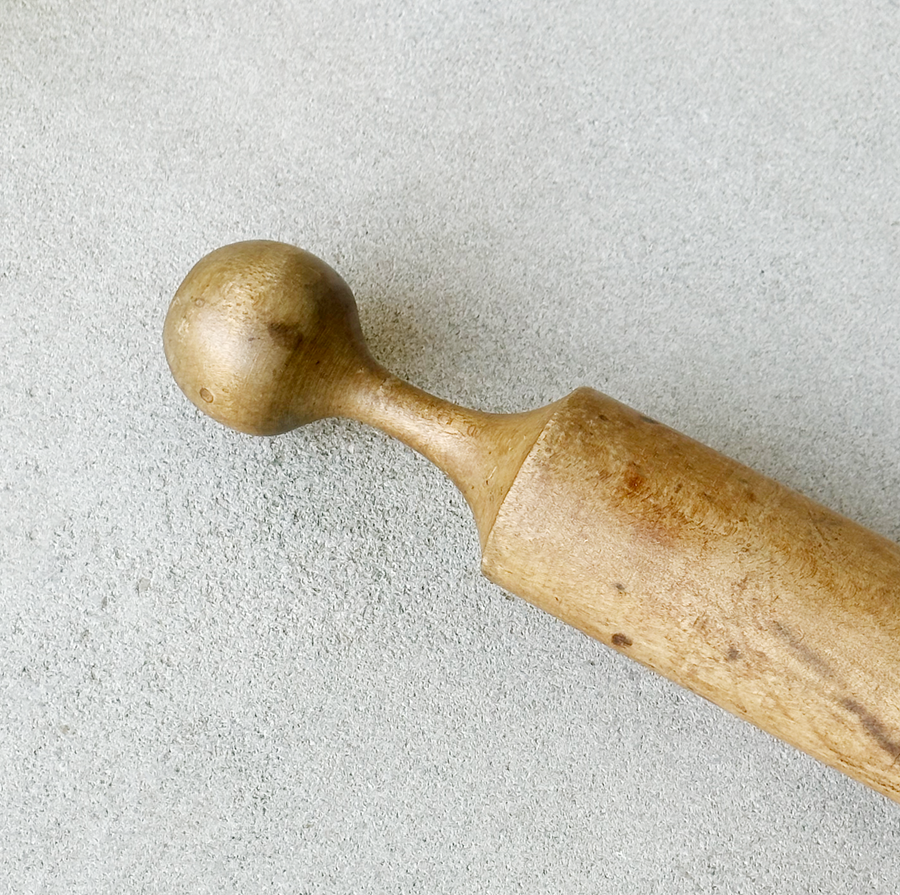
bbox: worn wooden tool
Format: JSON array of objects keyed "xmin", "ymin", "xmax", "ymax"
[{"xmin": 164, "ymin": 240, "xmax": 900, "ymax": 803}]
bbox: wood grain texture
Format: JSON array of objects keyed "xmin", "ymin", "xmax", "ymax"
[
  {"xmin": 164, "ymin": 241, "xmax": 558, "ymax": 548},
  {"xmin": 165, "ymin": 241, "xmax": 900, "ymax": 804},
  {"xmin": 481, "ymin": 388, "xmax": 900, "ymax": 801}
]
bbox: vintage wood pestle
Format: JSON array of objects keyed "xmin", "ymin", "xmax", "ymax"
[{"xmin": 164, "ymin": 240, "xmax": 900, "ymax": 803}]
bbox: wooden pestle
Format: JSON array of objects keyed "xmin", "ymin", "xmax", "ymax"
[{"xmin": 163, "ymin": 240, "xmax": 900, "ymax": 803}]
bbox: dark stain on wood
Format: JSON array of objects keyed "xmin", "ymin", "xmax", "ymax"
[
  {"xmin": 267, "ymin": 321, "xmax": 305, "ymax": 350},
  {"xmin": 772, "ymin": 622, "xmax": 900, "ymax": 760},
  {"xmin": 611, "ymin": 633, "xmax": 633, "ymax": 647},
  {"xmin": 771, "ymin": 620, "xmax": 835, "ymax": 680},
  {"xmin": 841, "ymin": 698, "xmax": 900, "ymax": 761},
  {"xmin": 623, "ymin": 465, "xmax": 645, "ymax": 495}
]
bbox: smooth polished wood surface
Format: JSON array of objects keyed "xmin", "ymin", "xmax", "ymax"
[
  {"xmin": 482, "ymin": 387, "xmax": 900, "ymax": 802},
  {"xmin": 165, "ymin": 240, "xmax": 900, "ymax": 803},
  {"xmin": 164, "ymin": 241, "xmax": 558, "ymax": 547}
]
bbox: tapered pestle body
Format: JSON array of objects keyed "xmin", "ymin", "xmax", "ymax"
[{"xmin": 164, "ymin": 240, "xmax": 900, "ymax": 803}]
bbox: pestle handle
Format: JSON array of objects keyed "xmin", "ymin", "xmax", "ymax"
[{"xmin": 164, "ymin": 240, "xmax": 900, "ymax": 803}]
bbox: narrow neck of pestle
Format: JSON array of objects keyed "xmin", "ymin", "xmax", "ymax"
[{"xmin": 332, "ymin": 363, "xmax": 555, "ymax": 548}]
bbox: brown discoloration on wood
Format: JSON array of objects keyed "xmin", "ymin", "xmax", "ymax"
[
  {"xmin": 166, "ymin": 241, "xmax": 900, "ymax": 805},
  {"xmin": 770, "ymin": 621, "xmax": 900, "ymax": 762},
  {"xmin": 266, "ymin": 320, "xmax": 305, "ymax": 350},
  {"xmin": 481, "ymin": 389, "xmax": 900, "ymax": 802},
  {"xmin": 771, "ymin": 620, "xmax": 836, "ymax": 680},
  {"xmin": 841, "ymin": 699, "xmax": 900, "ymax": 761}
]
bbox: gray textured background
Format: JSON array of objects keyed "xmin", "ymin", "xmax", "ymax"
[{"xmin": 2, "ymin": 1, "xmax": 900, "ymax": 892}]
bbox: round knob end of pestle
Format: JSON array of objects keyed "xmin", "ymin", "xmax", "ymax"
[{"xmin": 163, "ymin": 240, "xmax": 374, "ymax": 435}]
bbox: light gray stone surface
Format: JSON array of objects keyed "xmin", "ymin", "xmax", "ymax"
[{"xmin": 2, "ymin": 1, "xmax": 899, "ymax": 892}]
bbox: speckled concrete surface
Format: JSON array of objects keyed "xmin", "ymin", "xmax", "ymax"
[{"xmin": 2, "ymin": 1, "xmax": 899, "ymax": 892}]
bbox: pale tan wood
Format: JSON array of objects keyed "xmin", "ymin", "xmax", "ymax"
[
  {"xmin": 482, "ymin": 388, "xmax": 900, "ymax": 802},
  {"xmin": 165, "ymin": 240, "xmax": 900, "ymax": 803}
]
